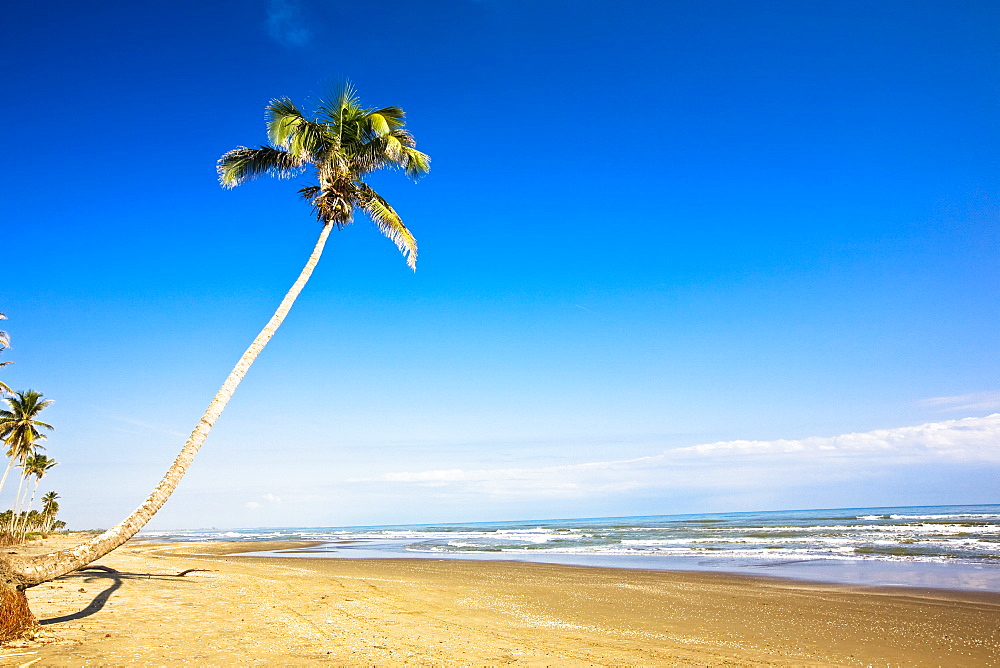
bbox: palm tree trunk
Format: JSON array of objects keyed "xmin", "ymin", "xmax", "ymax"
[
  {"xmin": 0, "ymin": 457, "xmax": 15, "ymax": 497},
  {"xmin": 17, "ymin": 480, "xmax": 40, "ymax": 540},
  {"xmin": 7, "ymin": 472, "xmax": 27, "ymax": 534},
  {"xmin": 0, "ymin": 223, "xmax": 333, "ymax": 640}
]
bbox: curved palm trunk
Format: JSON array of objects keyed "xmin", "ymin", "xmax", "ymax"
[
  {"xmin": 0, "ymin": 457, "xmax": 15, "ymax": 497},
  {"xmin": 0, "ymin": 223, "xmax": 333, "ymax": 640}
]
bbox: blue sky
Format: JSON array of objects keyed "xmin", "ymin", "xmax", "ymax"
[{"xmin": 1, "ymin": 0, "xmax": 998, "ymax": 529}]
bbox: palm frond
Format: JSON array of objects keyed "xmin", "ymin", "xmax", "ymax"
[
  {"xmin": 265, "ymin": 97, "xmax": 334, "ymax": 160},
  {"xmin": 350, "ymin": 143, "xmax": 388, "ymax": 175},
  {"xmin": 367, "ymin": 112, "xmax": 391, "ymax": 138},
  {"xmin": 316, "ymin": 81, "xmax": 362, "ymax": 126},
  {"xmin": 355, "ymin": 183, "xmax": 417, "ymax": 270},
  {"xmin": 297, "ymin": 185, "xmax": 320, "ymax": 201},
  {"xmin": 288, "ymin": 118, "xmax": 334, "ymax": 161},
  {"xmin": 400, "ymin": 147, "xmax": 431, "ymax": 181},
  {"xmin": 266, "ymin": 97, "xmax": 306, "ymax": 148},
  {"xmin": 392, "ymin": 128, "xmax": 417, "ymax": 148},
  {"xmin": 350, "ymin": 129, "xmax": 420, "ymax": 175},
  {"xmin": 337, "ymin": 109, "xmax": 374, "ymax": 155},
  {"xmin": 371, "ymin": 106, "xmax": 406, "ymax": 128},
  {"xmin": 217, "ymin": 146, "xmax": 305, "ymax": 188}
]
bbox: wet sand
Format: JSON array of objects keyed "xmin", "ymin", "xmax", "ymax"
[{"xmin": 3, "ymin": 537, "xmax": 999, "ymax": 665}]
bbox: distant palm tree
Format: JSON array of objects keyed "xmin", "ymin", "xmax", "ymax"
[
  {"xmin": 7, "ymin": 454, "xmax": 47, "ymax": 535},
  {"xmin": 15, "ymin": 455, "xmax": 56, "ymax": 537},
  {"xmin": 0, "ymin": 390, "xmax": 53, "ymax": 498},
  {"xmin": 0, "ymin": 83, "xmax": 430, "ymax": 639},
  {"xmin": 40, "ymin": 491, "xmax": 59, "ymax": 536}
]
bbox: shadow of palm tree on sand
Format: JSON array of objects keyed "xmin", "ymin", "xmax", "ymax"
[{"xmin": 40, "ymin": 565, "xmax": 206, "ymax": 625}]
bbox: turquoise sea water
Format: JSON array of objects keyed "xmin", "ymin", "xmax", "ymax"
[{"xmin": 140, "ymin": 504, "xmax": 1000, "ymax": 592}]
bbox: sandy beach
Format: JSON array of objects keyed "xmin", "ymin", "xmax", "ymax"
[{"xmin": 2, "ymin": 536, "xmax": 998, "ymax": 666}]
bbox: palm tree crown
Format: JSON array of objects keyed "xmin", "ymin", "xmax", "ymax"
[
  {"xmin": 217, "ymin": 82, "xmax": 431, "ymax": 269},
  {"xmin": 40, "ymin": 491, "xmax": 59, "ymax": 516},
  {"xmin": 23, "ymin": 454, "xmax": 57, "ymax": 482},
  {"xmin": 0, "ymin": 390, "xmax": 53, "ymax": 465}
]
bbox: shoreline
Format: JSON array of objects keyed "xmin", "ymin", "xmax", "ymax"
[
  {"xmin": 4, "ymin": 538, "xmax": 998, "ymax": 665},
  {"xmin": 226, "ymin": 542, "xmax": 1000, "ymax": 593}
]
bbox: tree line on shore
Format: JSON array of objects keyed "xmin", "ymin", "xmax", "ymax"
[{"xmin": 0, "ymin": 313, "xmax": 64, "ymax": 544}]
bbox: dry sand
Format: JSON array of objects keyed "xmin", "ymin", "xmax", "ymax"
[{"xmin": 2, "ymin": 536, "xmax": 998, "ymax": 666}]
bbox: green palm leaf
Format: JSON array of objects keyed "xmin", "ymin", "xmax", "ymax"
[
  {"xmin": 400, "ymin": 147, "xmax": 431, "ymax": 181},
  {"xmin": 371, "ymin": 106, "xmax": 406, "ymax": 129},
  {"xmin": 315, "ymin": 81, "xmax": 363, "ymax": 127},
  {"xmin": 355, "ymin": 183, "xmax": 417, "ymax": 270},
  {"xmin": 217, "ymin": 146, "xmax": 305, "ymax": 187},
  {"xmin": 266, "ymin": 97, "xmax": 307, "ymax": 148},
  {"xmin": 0, "ymin": 390, "xmax": 54, "ymax": 463}
]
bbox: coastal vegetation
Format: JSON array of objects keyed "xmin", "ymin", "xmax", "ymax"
[
  {"xmin": 0, "ymin": 322, "xmax": 63, "ymax": 549},
  {"xmin": 0, "ymin": 83, "xmax": 429, "ymax": 640}
]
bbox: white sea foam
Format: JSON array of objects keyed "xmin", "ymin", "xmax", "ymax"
[
  {"xmin": 137, "ymin": 505, "xmax": 1000, "ymax": 568},
  {"xmin": 889, "ymin": 514, "xmax": 1000, "ymax": 520}
]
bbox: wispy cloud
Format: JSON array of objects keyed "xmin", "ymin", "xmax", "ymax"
[
  {"xmin": 350, "ymin": 414, "xmax": 1000, "ymax": 499},
  {"xmin": 919, "ymin": 391, "xmax": 1000, "ymax": 413},
  {"xmin": 266, "ymin": 0, "xmax": 312, "ymax": 48},
  {"xmin": 246, "ymin": 493, "xmax": 283, "ymax": 509}
]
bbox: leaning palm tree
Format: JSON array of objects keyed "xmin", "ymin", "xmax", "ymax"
[
  {"xmin": 0, "ymin": 82, "xmax": 429, "ymax": 640},
  {"xmin": 0, "ymin": 390, "xmax": 53, "ymax": 498}
]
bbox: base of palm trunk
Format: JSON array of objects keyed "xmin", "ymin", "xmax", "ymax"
[{"xmin": 0, "ymin": 582, "xmax": 37, "ymax": 643}]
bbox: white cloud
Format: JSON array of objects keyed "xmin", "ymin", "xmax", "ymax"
[
  {"xmin": 246, "ymin": 493, "xmax": 282, "ymax": 509},
  {"xmin": 266, "ymin": 0, "xmax": 311, "ymax": 48},
  {"xmin": 350, "ymin": 414, "xmax": 1000, "ymax": 499},
  {"xmin": 920, "ymin": 391, "xmax": 1000, "ymax": 413},
  {"xmin": 674, "ymin": 413, "xmax": 1000, "ymax": 459}
]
